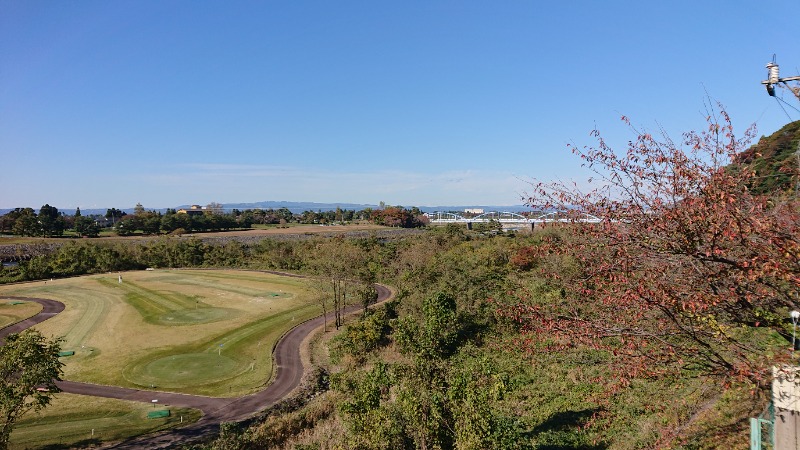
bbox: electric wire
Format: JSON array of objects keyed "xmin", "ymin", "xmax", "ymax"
[
  {"xmin": 774, "ymin": 95, "xmax": 796, "ymax": 122},
  {"xmin": 776, "ymin": 93, "xmax": 800, "ymax": 115}
]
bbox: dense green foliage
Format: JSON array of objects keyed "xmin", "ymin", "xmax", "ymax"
[{"xmin": 333, "ymin": 292, "xmax": 530, "ymax": 450}]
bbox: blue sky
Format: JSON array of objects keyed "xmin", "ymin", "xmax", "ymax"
[{"xmin": 1, "ymin": 1, "xmax": 796, "ymax": 210}]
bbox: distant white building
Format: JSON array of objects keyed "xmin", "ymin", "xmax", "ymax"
[
  {"xmin": 177, "ymin": 205, "xmax": 205, "ymax": 216},
  {"xmin": 464, "ymin": 208, "xmax": 484, "ymax": 214}
]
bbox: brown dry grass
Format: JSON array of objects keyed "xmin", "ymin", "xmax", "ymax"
[
  {"xmin": 0, "ymin": 300, "xmax": 42, "ymax": 328},
  {"xmin": 198, "ymin": 224, "xmax": 386, "ymax": 238},
  {"xmin": 0, "ymin": 224, "xmax": 386, "ymax": 245}
]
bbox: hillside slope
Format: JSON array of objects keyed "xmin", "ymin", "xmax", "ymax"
[{"xmin": 737, "ymin": 120, "xmax": 800, "ymax": 194}]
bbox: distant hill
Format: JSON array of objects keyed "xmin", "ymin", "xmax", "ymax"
[
  {"xmin": 737, "ymin": 120, "xmax": 800, "ymax": 194},
  {"xmin": 205, "ymin": 201, "xmax": 381, "ymax": 214}
]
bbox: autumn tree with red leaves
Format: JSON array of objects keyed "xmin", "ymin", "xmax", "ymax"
[{"xmin": 513, "ymin": 108, "xmax": 799, "ymax": 389}]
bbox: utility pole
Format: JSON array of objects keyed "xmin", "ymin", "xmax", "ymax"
[
  {"xmin": 758, "ymin": 56, "xmax": 800, "ymax": 450},
  {"xmin": 761, "ymin": 56, "xmax": 800, "ymax": 195}
]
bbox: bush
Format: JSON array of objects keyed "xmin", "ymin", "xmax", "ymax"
[{"xmin": 330, "ymin": 307, "xmax": 392, "ymax": 362}]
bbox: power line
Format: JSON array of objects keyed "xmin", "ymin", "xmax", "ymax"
[
  {"xmin": 775, "ymin": 97, "xmax": 796, "ymax": 122},
  {"xmin": 777, "ymin": 96, "xmax": 800, "ymax": 116}
]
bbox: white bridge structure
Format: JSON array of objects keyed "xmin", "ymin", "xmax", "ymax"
[{"xmin": 425, "ymin": 211, "xmax": 602, "ymax": 226}]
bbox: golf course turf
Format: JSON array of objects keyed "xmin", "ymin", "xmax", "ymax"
[
  {"xmin": 10, "ymin": 394, "xmax": 202, "ymax": 450},
  {"xmin": 0, "ymin": 270, "xmax": 392, "ymax": 448},
  {"xmin": 0, "ymin": 269, "xmax": 320, "ymax": 396}
]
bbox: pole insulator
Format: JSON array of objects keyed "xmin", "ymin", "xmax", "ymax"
[{"xmin": 767, "ymin": 62, "xmax": 780, "ymax": 84}]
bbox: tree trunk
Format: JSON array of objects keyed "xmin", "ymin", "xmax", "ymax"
[
  {"xmin": 333, "ymin": 279, "xmax": 341, "ymax": 330},
  {"xmin": 320, "ymin": 298, "xmax": 327, "ymax": 332}
]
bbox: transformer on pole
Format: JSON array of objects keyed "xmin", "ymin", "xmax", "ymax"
[{"xmin": 762, "ymin": 56, "xmax": 800, "ymax": 102}]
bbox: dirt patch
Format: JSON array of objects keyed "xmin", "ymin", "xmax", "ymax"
[{"xmin": 197, "ymin": 224, "xmax": 385, "ymax": 237}]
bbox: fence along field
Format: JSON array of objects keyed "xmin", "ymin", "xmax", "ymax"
[{"xmin": 0, "ymin": 269, "xmax": 321, "ymax": 397}]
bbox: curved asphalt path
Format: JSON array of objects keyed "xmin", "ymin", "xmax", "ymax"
[{"xmin": 0, "ymin": 282, "xmax": 392, "ymax": 449}]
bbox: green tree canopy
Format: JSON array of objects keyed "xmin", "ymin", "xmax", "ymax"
[
  {"xmin": 0, "ymin": 330, "xmax": 63, "ymax": 449},
  {"xmin": 37, "ymin": 204, "xmax": 65, "ymax": 237}
]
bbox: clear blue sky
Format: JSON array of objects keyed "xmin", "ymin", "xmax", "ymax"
[{"xmin": 1, "ymin": 1, "xmax": 796, "ymax": 210}]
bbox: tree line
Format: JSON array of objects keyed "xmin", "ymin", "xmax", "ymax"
[{"xmin": 0, "ymin": 204, "xmax": 428, "ymax": 238}]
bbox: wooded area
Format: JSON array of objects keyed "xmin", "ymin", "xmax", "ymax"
[{"xmin": 0, "ymin": 205, "xmax": 428, "ymax": 238}]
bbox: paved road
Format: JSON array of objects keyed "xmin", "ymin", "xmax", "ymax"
[{"xmin": 0, "ymin": 281, "xmax": 392, "ymax": 448}]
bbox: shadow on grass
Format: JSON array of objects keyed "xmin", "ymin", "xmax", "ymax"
[
  {"xmin": 532, "ymin": 408, "xmax": 601, "ymax": 433},
  {"xmin": 532, "ymin": 408, "xmax": 608, "ymax": 450},
  {"xmin": 39, "ymin": 438, "xmax": 102, "ymax": 449}
]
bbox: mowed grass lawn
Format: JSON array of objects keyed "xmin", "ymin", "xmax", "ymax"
[
  {"xmin": 0, "ymin": 269, "xmax": 322, "ymax": 396},
  {"xmin": 9, "ymin": 393, "xmax": 201, "ymax": 450},
  {"xmin": 0, "ymin": 300, "xmax": 42, "ymax": 328}
]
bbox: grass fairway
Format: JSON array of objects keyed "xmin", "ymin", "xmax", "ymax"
[
  {"xmin": 9, "ymin": 393, "xmax": 201, "ymax": 450},
  {"xmin": 0, "ymin": 269, "xmax": 321, "ymax": 396},
  {"xmin": 0, "ymin": 299, "xmax": 42, "ymax": 328}
]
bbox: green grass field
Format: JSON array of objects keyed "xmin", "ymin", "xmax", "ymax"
[
  {"xmin": 9, "ymin": 393, "xmax": 201, "ymax": 450},
  {"xmin": 0, "ymin": 300, "xmax": 42, "ymax": 328},
  {"xmin": 0, "ymin": 269, "xmax": 322, "ymax": 396}
]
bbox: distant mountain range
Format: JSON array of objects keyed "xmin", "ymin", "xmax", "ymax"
[
  {"xmin": 212, "ymin": 201, "xmax": 531, "ymax": 214},
  {"xmin": 0, "ymin": 201, "xmax": 532, "ymax": 217}
]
